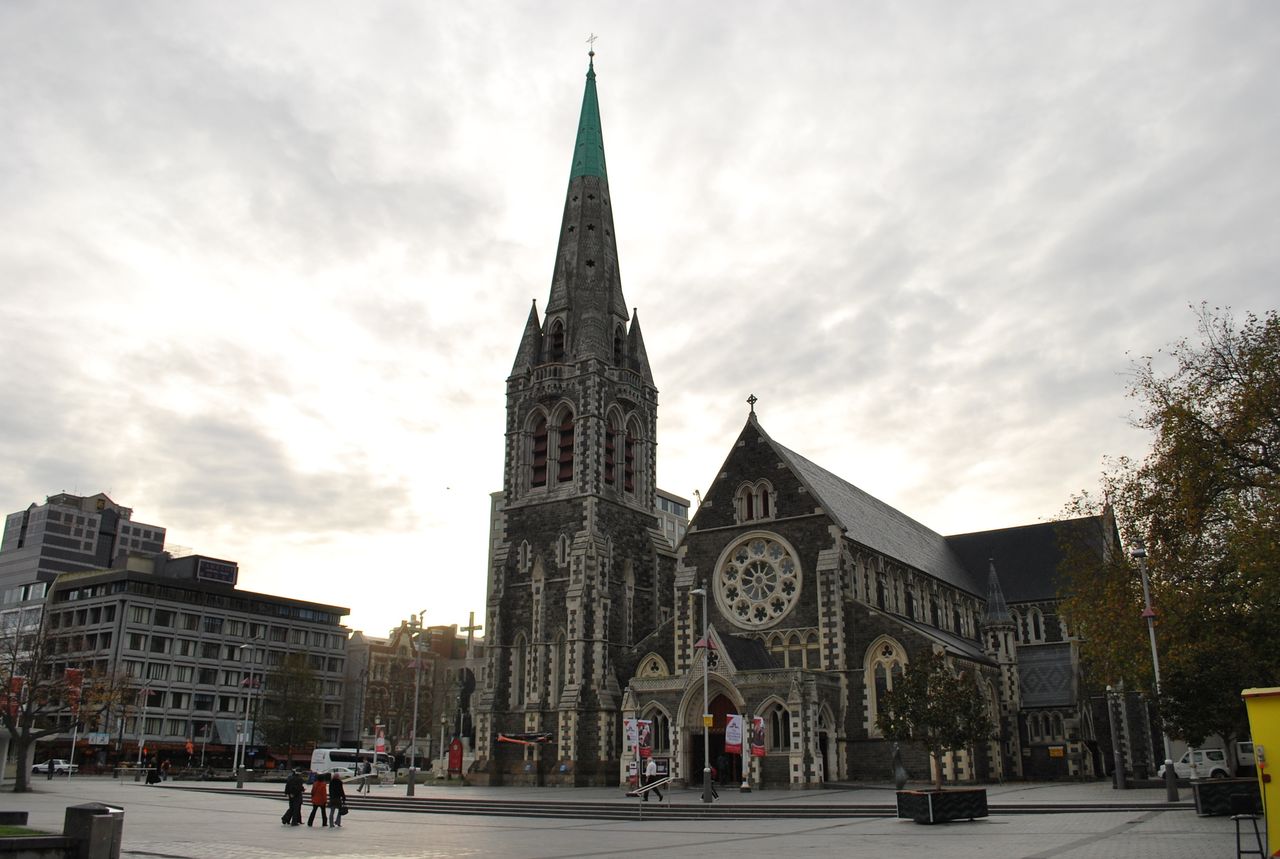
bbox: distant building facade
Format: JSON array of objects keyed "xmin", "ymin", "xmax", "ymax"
[
  {"xmin": 36, "ymin": 551, "xmax": 350, "ymax": 765},
  {"xmin": 1, "ymin": 492, "xmax": 166, "ymax": 605}
]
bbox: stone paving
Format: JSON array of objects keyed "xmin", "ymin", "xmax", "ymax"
[{"xmin": 0, "ymin": 776, "xmax": 1265, "ymax": 858}]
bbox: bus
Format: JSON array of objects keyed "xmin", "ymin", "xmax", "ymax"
[{"xmin": 309, "ymin": 748, "xmax": 394, "ymax": 780}]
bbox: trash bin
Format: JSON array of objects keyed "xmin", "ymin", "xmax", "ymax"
[{"xmin": 63, "ymin": 802, "xmax": 124, "ymax": 859}]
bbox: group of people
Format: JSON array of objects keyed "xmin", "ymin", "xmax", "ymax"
[{"xmin": 282, "ymin": 770, "xmax": 349, "ymax": 828}]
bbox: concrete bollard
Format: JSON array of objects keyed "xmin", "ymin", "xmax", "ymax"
[{"xmin": 63, "ymin": 802, "xmax": 124, "ymax": 859}]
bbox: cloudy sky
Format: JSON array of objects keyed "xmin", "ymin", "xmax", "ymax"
[{"xmin": 3, "ymin": 1, "xmax": 1276, "ymax": 638}]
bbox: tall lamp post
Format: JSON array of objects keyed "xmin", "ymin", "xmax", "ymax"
[
  {"xmin": 408, "ymin": 610, "xmax": 426, "ymax": 796},
  {"xmin": 1131, "ymin": 543, "xmax": 1178, "ymax": 801},
  {"xmin": 690, "ymin": 588, "xmax": 714, "ymax": 804}
]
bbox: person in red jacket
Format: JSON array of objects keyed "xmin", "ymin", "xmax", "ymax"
[{"xmin": 307, "ymin": 772, "xmax": 329, "ymax": 827}]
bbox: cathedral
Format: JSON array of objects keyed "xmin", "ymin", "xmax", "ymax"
[{"xmin": 472, "ymin": 56, "xmax": 1118, "ymax": 789}]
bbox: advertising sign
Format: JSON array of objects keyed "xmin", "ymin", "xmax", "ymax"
[
  {"xmin": 374, "ymin": 724, "xmax": 386, "ymax": 753},
  {"xmin": 624, "ymin": 718, "xmax": 638, "ymax": 749},
  {"xmin": 195, "ymin": 558, "xmax": 239, "ymax": 585},
  {"xmin": 724, "ymin": 713, "xmax": 743, "ymax": 755},
  {"xmin": 637, "ymin": 719, "xmax": 653, "ymax": 758},
  {"xmin": 750, "ymin": 716, "xmax": 767, "ymax": 757}
]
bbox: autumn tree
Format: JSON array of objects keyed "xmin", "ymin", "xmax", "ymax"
[
  {"xmin": 0, "ymin": 610, "xmax": 134, "ymax": 792},
  {"xmin": 258, "ymin": 654, "xmax": 322, "ymax": 764},
  {"xmin": 876, "ymin": 650, "xmax": 994, "ymax": 790},
  {"xmin": 1062, "ymin": 305, "xmax": 1280, "ymax": 751}
]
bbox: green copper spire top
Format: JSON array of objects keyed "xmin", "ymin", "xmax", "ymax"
[{"xmin": 569, "ymin": 53, "xmax": 608, "ymax": 180}]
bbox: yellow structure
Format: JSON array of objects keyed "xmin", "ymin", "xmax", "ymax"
[{"xmin": 1243, "ymin": 687, "xmax": 1280, "ymax": 857}]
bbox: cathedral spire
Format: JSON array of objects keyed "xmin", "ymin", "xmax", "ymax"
[
  {"xmin": 983, "ymin": 558, "xmax": 1013, "ymax": 625},
  {"xmin": 627, "ymin": 309, "xmax": 653, "ymax": 384},
  {"xmin": 511, "ymin": 300, "xmax": 542, "ymax": 374},
  {"xmin": 538, "ymin": 54, "xmax": 631, "ymax": 367}
]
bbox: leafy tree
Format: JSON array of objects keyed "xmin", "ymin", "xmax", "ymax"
[
  {"xmin": 1061, "ymin": 305, "xmax": 1280, "ymax": 751},
  {"xmin": 876, "ymin": 650, "xmax": 994, "ymax": 790},
  {"xmin": 0, "ymin": 611, "xmax": 133, "ymax": 792},
  {"xmin": 258, "ymin": 654, "xmax": 322, "ymax": 764}
]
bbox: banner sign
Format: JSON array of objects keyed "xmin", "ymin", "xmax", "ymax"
[
  {"xmin": 637, "ymin": 719, "xmax": 653, "ymax": 758},
  {"xmin": 624, "ymin": 718, "xmax": 638, "ymax": 749},
  {"xmin": 374, "ymin": 724, "xmax": 386, "ymax": 753},
  {"xmin": 448, "ymin": 737, "xmax": 464, "ymax": 774},
  {"xmin": 725, "ymin": 713, "xmax": 743, "ymax": 754},
  {"xmin": 750, "ymin": 716, "xmax": 767, "ymax": 757}
]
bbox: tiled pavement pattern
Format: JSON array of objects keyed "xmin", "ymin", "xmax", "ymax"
[{"xmin": 1, "ymin": 777, "xmax": 1263, "ymax": 858}]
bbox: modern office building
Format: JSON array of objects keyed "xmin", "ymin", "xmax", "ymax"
[
  {"xmin": 35, "ymin": 550, "xmax": 349, "ymax": 767},
  {"xmin": 1, "ymin": 493, "xmax": 166, "ymax": 604},
  {"xmin": 654, "ymin": 490, "xmax": 690, "ymax": 550}
]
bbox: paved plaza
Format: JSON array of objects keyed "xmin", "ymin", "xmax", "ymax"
[{"xmin": 0, "ymin": 776, "xmax": 1264, "ymax": 858}]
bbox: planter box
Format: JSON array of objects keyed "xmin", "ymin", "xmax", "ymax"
[
  {"xmin": 1190, "ymin": 778, "xmax": 1261, "ymax": 816},
  {"xmin": 896, "ymin": 788, "xmax": 989, "ymax": 824}
]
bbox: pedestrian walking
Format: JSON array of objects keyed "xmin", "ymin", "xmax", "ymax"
[
  {"xmin": 282, "ymin": 769, "xmax": 304, "ymax": 826},
  {"xmin": 356, "ymin": 761, "xmax": 371, "ymax": 793},
  {"xmin": 328, "ymin": 774, "xmax": 347, "ymax": 827},
  {"xmin": 307, "ymin": 772, "xmax": 329, "ymax": 827},
  {"xmin": 643, "ymin": 758, "xmax": 663, "ymax": 802}
]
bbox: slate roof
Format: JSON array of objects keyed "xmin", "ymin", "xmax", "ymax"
[
  {"xmin": 717, "ymin": 630, "xmax": 777, "ymax": 670},
  {"xmin": 763, "ymin": 425, "xmax": 983, "ymax": 597},
  {"xmin": 889, "ymin": 611, "xmax": 996, "ymax": 667},
  {"xmin": 946, "ymin": 515, "xmax": 1109, "ymax": 603}
]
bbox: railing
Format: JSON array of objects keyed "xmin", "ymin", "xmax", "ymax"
[{"xmin": 626, "ymin": 776, "xmax": 672, "ymax": 819}]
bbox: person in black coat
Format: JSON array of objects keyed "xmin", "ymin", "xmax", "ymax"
[
  {"xmin": 327, "ymin": 774, "xmax": 347, "ymax": 827},
  {"xmin": 282, "ymin": 770, "xmax": 304, "ymax": 825}
]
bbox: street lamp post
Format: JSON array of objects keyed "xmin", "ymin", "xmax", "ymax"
[
  {"xmin": 1131, "ymin": 543, "xmax": 1178, "ymax": 801},
  {"xmin": 408, "ymin": 611, "xmax": 426, "ymax": 796},
  {"xmin": 438, "ymin": 714, "xmax": 448, "ymax": 780},
  {"xmin": 690, "ymin": 588, "xmax": 713, "ymax": 804}
]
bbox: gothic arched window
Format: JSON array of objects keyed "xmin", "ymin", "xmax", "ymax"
[
  {"xmin": 644, "ymin": 708, "xmax": 671, "ymax": 753},
  {"xmin": 1029, "ymin": 607, "xmax": 1044, "ymax": 642},
  {"xmin": 556, "ymin": 411, "xmax": 575, "ymax": 484},
  {"xmin": 613, "ymin": 324, "xmax": 625, "ymax": 365},
  {"xmin": 604, "ymin": 414, "xmax": 619, "ymax": 487},
  {"xmin": 866, "ymin": 638, "xmax": 907, "ymax": 734},
  {"xmin": 548, "ymin": 319, "xmax": 565, "ymax": 362},
  {"xmin": 530, "ymin": 416, "xmax": 548, "ymax": 488},
  {"xmin": 551, "ymin": 631, "xmax": 566, "ymax": 706},
  {"xmin": 804, "ymin": 632, "xmax": 821, "ymax": 669},
  {"xmin": 623, "ymin": 419, "xmax": 639, "ymax": 494},
  {"xmin": 767, "ymin": 703, "xmax": 791, "ymax": 751},
  {"xmin": 735, "ymin": 480, "xmax": 775, "ymax": 524}
]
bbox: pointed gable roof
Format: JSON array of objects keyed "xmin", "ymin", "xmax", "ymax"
[
  {"xmin": 511, "ymin": 300, "xmax": 542, "ymax": 374},
  {"xmin": 627, "ymin": 309, "xmax": 654, "ymax": 383},
  {"xmin": 749, "ymin": 416, "xmax": 982, "ymax": 596}
]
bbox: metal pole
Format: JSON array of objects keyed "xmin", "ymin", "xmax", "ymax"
[
  {"xmin": 408, "ymin": 612, "xmax": 424, "ymax": 795},
  {"xmin": 741, "ymin": 716, "xmax": 750, "ymax": 792},
  {"xmin": 1132, "ymin": 544, "xmax": 1178, "ymax": 801},
  {"xmin": 135, "ymin": 692, "xmax": 146, "ymax": 768},
  {"xmin": 691, "ymin": 588, "xmax": 713, "ymax": 803},
  {"xmin": 1107, "ymin": 686, "xmax": 1127, "ymax": 790}
]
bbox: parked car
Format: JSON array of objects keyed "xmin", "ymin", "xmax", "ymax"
[
  {"xmin": 1156, "ymin": 748, "xmax": 1230, "ymax": 779},
  {"xmin": 1237, "ymin": 740, "xmax": 1256, "ymax": 775},
  {"xmin": 31, "ymin": 759, "xmax": 78, "ymax": 775}
]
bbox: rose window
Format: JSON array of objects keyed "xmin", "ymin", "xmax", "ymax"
[{"xmin": 715, "ymin": 534, "xmax": 801, "ymax": 630}]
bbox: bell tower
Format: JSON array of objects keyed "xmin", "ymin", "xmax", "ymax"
[{"xmin": 474, "ymin": 53, "xmax": 674, "ymax": 787}]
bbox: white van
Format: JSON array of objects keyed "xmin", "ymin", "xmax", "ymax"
[{"xmin": 1156, "ymin": 747, "xmax": 1231, "ymax": 779}]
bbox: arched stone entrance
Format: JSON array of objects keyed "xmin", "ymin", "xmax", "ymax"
[{"xmin": 678, "ymin": 680, "xmax": 743, "ymax": 787}]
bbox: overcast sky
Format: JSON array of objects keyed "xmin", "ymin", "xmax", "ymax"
[{"xmin": 2, "ymin": 1, "xmax": 1276, "ymax": 639}]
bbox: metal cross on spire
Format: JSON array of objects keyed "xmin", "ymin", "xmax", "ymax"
[
  {"xmin": 586, "ymin": 32, "xmax": 598, "ymax": 57},
  {"xmin": 747, "ymin": 394, "xmax": 758, "ymax": 414}
]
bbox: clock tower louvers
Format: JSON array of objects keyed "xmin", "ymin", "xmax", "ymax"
[{"xmin": 474, "ymin": 54, "xmax": 674, "ymax": 786}]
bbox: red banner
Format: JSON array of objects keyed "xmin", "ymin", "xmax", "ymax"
[
  {"xmin": 448, "ymin": 737, "xmax": 463, "ymax": 774},
  {"xmin": 750, "ymin": 716, "xmax": 767, "ymax": 757},
  {"xmin": 725, "ymin": 714, "xmax": 743, "ymax": 755}
]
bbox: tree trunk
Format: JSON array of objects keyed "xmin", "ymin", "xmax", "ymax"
[
  {"xmin": 932, "ymin": 751, "xmax": 943, "ymax": 791},
  {"xmin": 11, "ymin": 736, "xmax": 34, "ymax": 793}
]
